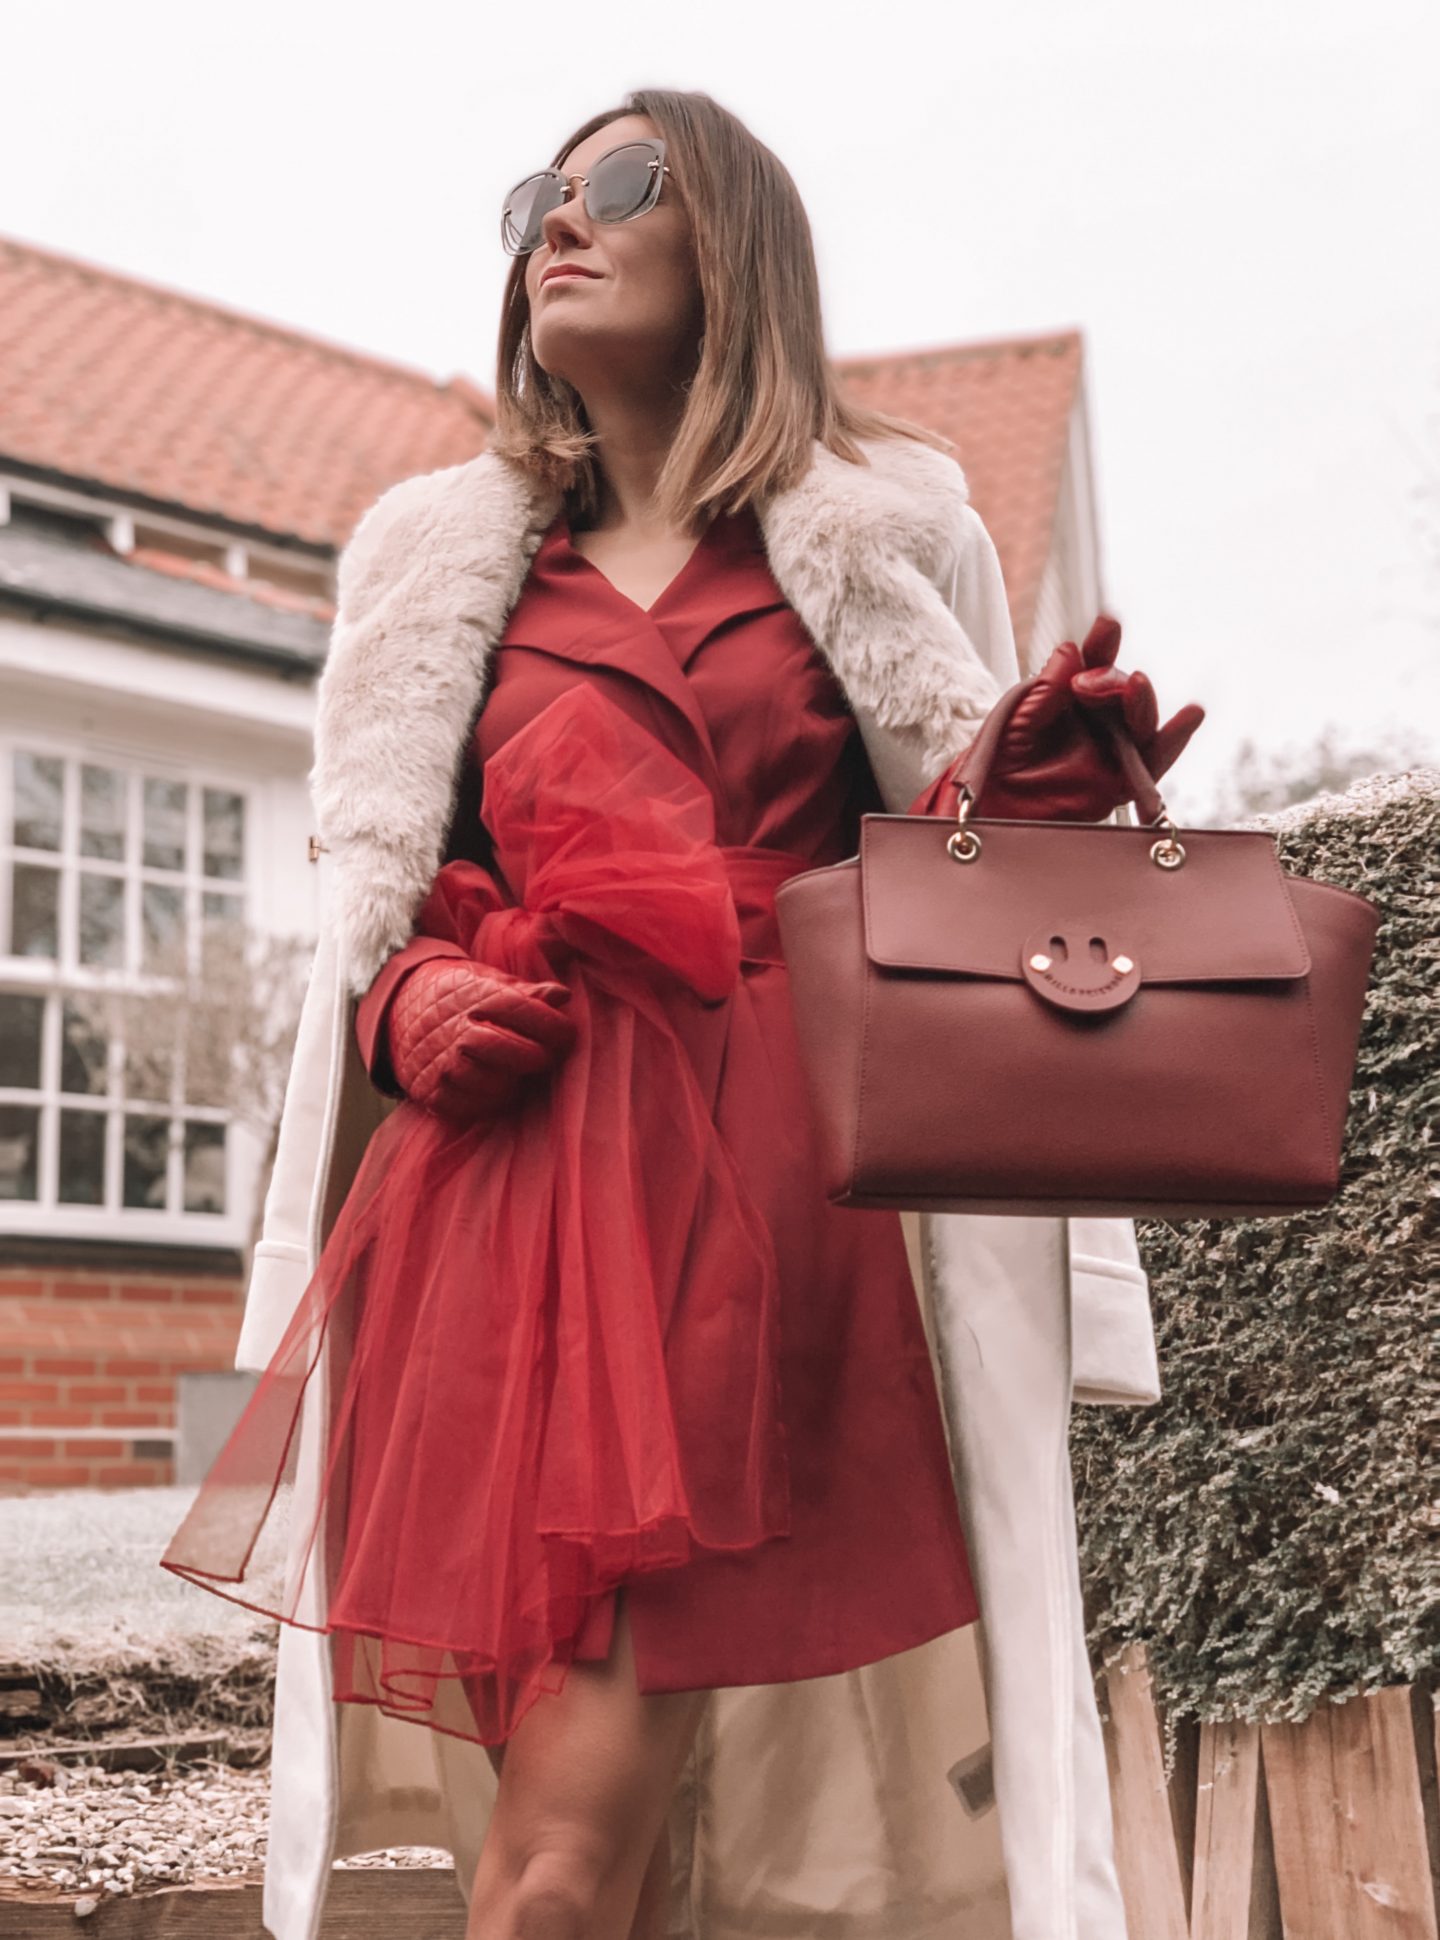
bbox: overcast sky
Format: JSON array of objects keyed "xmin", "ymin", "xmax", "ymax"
[{"xmin": 7, "ymin": 0, "xmax": 1437, "ymax": 818}]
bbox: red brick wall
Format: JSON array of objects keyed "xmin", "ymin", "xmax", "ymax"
[{"xmin": 0, "ymin": 1267, "xmax": 243, "ymax": 1491}]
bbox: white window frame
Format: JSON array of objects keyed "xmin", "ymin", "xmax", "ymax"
[{"xmin": 0, "ymin": 734, "xmax": 253, "ymax": 1247}]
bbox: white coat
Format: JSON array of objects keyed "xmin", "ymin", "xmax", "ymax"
[{"xmin": 234, "ymin": 430, "xmax": 1160, "ymax": 1940}]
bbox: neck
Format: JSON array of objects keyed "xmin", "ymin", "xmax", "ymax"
[{"xmin": 572, "ymin": 375, "xmax": 694, "ymax": 536}]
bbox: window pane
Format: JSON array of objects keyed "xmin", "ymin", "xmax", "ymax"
[
  {"xmin": 13, "ymin": 752, "xmax": 62, "ymax": 851},
  {"xmin": 60, "ymin": 1000, "xmax": 109, "ymax": 1096},
  {"xmin": 182, "ymin": 1007, "xmax": 231, "ymax": 1109},
  {"xmin": 183, "ymin": 1121, "xmax": 226, "ymax": 1213},
  {"xmin": 202, "ymin": 790, "xmax": 245, "ymax": 880},
  {"xmin": 0, "ymin": 1105, "xmax": 39, "ymax": 1200},
  {"xmin": 10, "ymin": 864, "xmax": 59, "ymax": 958},
  {"xmin": 80, "ymin": 765, "xmax": 126, "ymax": 861},
  {"xmin": 142, "ymin": 778, "xmax": 186, "ymax": 871},
  {"xmin": 200, "ymin": 892, "xmax": 243, "ymax": 981},
  {"xmin": 142, "ymin": 882, "xmax": 185, "ymax": 969},
  {"xmin": 79, "ymin": 873, "xmax": 125, "ymax": 966},
  {"xmin": 125, "ymin": 1028, "xmax": 175, "ymax": 1107},
  {"xmin": 58, "ymin": 1110, "xmax": 106, "ymax": 1204},
  {"xmin": 122, "ymin": 1113, "xmax": 171, "ymax": 1209},
  {"xmin": 201, "ymin": 890, "xmax": 243, "ymax": 931},
  {"xmin": 0, "ymin": 993, "xmax": 44, "ymax": 1088}
]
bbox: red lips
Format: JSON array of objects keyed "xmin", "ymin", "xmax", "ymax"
[{"xmin": 541, "ymin": 263, "xmax": 601, "ymax": 286}]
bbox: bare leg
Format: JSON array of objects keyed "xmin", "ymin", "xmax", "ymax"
[
  {"xmin": 468, "ymin": 1588, "xmax": 706, "ymax": 1940},
  {"xmin": 481, "ymin": 1750, "xmax": 672, "ymax": 1940}
]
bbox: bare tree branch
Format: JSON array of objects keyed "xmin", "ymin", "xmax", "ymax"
[{"xmin": 1202, "ymin": 723, "xmax": 1435, "ymax": 822}]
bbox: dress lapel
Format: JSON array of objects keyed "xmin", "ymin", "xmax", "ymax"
[
  {"xmin": 648, "ymin": 507, "xmax": 785, "ymax": 672},
  {"xmin": 501, "ymin": 512, "xmax": 718, "ymax": 775},
  {"xmin": 500, "ymin": 509, "xmax": 787, "ymax": 806}
]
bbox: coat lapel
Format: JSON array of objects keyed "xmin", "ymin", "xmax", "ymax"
[{"xmin": 311, "ymin": 433, "xmax": 1005, "ymax": 994}]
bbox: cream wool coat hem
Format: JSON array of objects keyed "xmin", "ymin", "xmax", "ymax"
[{"xmin": 236, "ymin": 432, "xmax": 1159, "ymax": 1940}]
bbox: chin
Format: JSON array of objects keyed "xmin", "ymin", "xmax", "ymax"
[{"xmin": 533, "ymin": 328, "xmax": 626, "ymax": 384}]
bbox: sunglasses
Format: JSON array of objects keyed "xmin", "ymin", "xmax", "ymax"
[{"xmin": 501, "ymin": 138, "xmax": 672, "ymax": 257}]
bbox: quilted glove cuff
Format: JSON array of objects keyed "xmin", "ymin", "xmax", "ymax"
[{"xmin": 386, "ymin": 955, "xmax": 577, "ymax": 1118}]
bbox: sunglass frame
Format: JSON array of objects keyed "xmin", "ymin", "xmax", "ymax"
[{"xmin": 501, "ymin": 138, "xmax": 672, "ymax": 256}]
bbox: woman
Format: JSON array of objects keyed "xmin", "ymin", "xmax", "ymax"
[{"xmin": 162, "ymin": 89, "xmax": 1200, "ymax": 1940}]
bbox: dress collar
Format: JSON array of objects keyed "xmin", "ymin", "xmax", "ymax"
[
  {"xmin": 496, "ymin": 502, "xmax": 785, "ymax": 796},
  {"xmin": 505, "ymin": 501, "xmax": 775, "ymax": 635}
]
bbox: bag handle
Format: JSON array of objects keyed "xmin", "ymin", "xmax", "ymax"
[{"xmin": 946, "ymin": 675, "xmax": 1172, "ymax": 827}]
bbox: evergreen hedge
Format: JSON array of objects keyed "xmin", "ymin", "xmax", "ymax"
[{"xmin": 1071, "ymin": 766, "xmax": 1439, "ymax": 1730}]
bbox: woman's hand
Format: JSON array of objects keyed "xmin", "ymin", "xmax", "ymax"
[
  {"xmin": 909, "ymin": 615, "xmax": 1205, "ymax": 821},
  {"xmin": 387, "ymin": 956, "xmax": 578, "ymax": 1120}
]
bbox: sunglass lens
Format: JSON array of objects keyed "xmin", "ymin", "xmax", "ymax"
[
  {"xmin": 503, "ymin": 173, "xmax": 564, "ymax": 254},
  {"xmin": 586, "ymin": 144, "xmax": 661, "ymax": 222}
]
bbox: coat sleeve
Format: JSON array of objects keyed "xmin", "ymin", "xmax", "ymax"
[
  {"xmin": 944, "ymin": 502, "xmax": 1024, "ymax": 686},
  {"xmin": 906, "ymin": 503, "xmax": 1022, "ymax": 815},
  {"xmin": 236, "ymin": 481, "xmax": 455, "ymax": 1368}
]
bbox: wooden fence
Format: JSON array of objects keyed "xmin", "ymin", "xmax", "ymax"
[{"xmin": 1101, "ymin": 1643, "xmax": 1440, "ymax": 1939}]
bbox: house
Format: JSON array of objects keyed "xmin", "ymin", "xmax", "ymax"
[{"xmin": 0, "ymin": 235, "xmax": 1104, "ymax": 1489}]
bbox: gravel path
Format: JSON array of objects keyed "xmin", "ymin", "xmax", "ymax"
[
  {"xmin": 0, "ymin": 1760, "xmax": 272, "ymax": 1900},
  {"xmin": 0, "ymin": 1757, "xmax": 456, "ymax": 1904}
]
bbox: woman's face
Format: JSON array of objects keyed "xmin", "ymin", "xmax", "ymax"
[{"xmin": 524, "ymin": 114, "xmax": 703, "ymax": 400}]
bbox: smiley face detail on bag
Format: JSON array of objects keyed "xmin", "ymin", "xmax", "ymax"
[{"xmin": 1019, "ymin": 922, "xmax": 1142, "ymax": 1015}]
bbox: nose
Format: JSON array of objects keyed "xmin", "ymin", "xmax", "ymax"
[{"xmin": 539, "ymin": 175, "xmax": 592, "ymax": 256}]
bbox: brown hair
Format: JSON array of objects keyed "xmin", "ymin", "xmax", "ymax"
[{"xmin": 488, "ymin": 88, "xmax": 952, "ymax": 533}]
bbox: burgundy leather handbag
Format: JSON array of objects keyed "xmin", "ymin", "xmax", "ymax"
[{"xmin": 773, "ymin": 675, "xmax": 1381, "ymax": 1219}]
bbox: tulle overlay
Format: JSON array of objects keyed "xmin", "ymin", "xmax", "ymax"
[{"xmin": 160, "ymin": 684, "xmax": 803, "ymax": 1744}]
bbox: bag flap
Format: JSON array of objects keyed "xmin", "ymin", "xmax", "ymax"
[{"xmin": 860, "ymin": 816, "xmax": 1312, "ymax": 982}]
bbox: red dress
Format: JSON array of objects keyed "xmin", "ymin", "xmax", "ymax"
[{"xmin": 160, "ymin": 501, "xmax": 979, "ymax": 1746}]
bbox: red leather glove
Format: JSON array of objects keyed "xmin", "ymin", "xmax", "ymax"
[
  {"xmin": 386, "ymin": 956, "xmax": 578, "ymax": 1120},
  {"xmin": 908, "ymin": 614, "xmax": 1205, "ymax": 820}
]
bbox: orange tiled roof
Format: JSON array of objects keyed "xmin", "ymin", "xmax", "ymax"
[
  {"xmin": 836, "ymin": 330, "xmax": 1084, "ymax": 656},
  {"xmin": 1, "ymin": 232, "xmax": 1081, "ymax": 638},
  {"xmin": 0, "ymin": 236, "xmax": 494, "ymax": 549}
]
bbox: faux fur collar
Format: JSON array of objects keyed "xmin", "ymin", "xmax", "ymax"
[{"xmin": 312, "ymin": 433, "xmax": 1010, "ymax": 992}]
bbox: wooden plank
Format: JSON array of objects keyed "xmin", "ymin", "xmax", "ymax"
[
  {"xmin": 0, "ymin": 1731, "xmax": 266, "ymax": 1772},
  {"xmin": 1351, "ymin": 1688, "xmax": 1439, "ymax": 1939},
  {"xmin": 1263, "ymin": 1685, "xmax": 1437, "ymax": 1940},
  {"xmin": 0, "ymin": 1867, "xmax": 467, "ymax": 1937},
  {"xmin": 1189, "ymin": 1714, "xmax": 1283, "ymax": 1939},
  {"xmin": 1167, "ymin": 1713, "xmax": 1201, "ymax": 1918},
  {"xmin": 1101, "ymin": 1642, "xmax": 1189, "ymax": 1940},
  {"xmin": 1250, "ymin": 1749, "xmax": 1285, "ymax": 1940},
  {"xmin": 1262, "ymin": 1709, "xmax": 1335, "ymax": 1935},
  {"xmin": 1191, "ymin": 1717, "xmax": 1260, "ymax": 1940}
]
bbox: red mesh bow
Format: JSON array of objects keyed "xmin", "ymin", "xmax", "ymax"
[{"xmin": 161, "ymin": 682, "xmax": 791, "ymax": 1748}]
